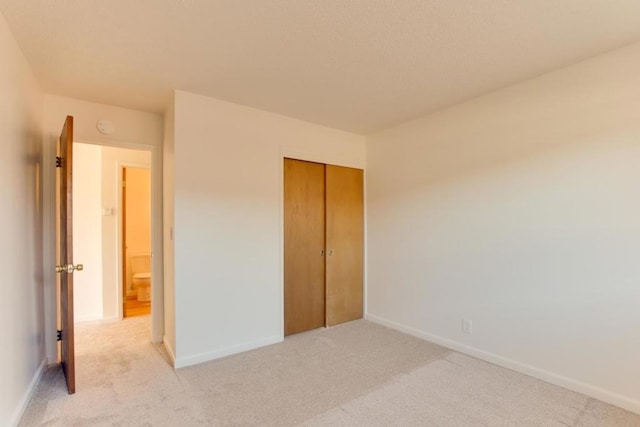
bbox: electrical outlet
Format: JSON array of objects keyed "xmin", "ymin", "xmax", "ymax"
[{"xmin": 462, "ymin": 318, "xmax": 473, "ymax": 334}]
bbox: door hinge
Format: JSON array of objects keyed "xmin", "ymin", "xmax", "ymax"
[
  {"xmin": 55, "ymin": 156, "xmax": 62, "ymax": 168},
  {"xmin": 56, "ymin": 329, "xmax": 62, "ymax": 341}
]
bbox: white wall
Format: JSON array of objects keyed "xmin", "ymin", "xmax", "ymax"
[
  {"xmin": 172, "ymin": 91, "xmax": 365, "ymax": 367},
  {"xmin": 73, "ymin": 143, "xmax": 104, "ymax": 322},
  {"xmin": 0, "ymin": 11, "xmax": 45, "ymax": 427},
  {"xmin": 366, "ymin": 41, "xmax": 640, "ymax": 413},
  {"xmin": 43, "ymin": 95, "xmax": 163, "ymax": 147},
  {"xmin": 43, "ymin": 95, "xmax": 164, "ymax": 358},
  {"xmin": 101, "ymin": 146, "xmax": 151, "ymax": 319},
  {"xmin": 163, "ymin": 98, "xmax": 176, "ymax": 362}
]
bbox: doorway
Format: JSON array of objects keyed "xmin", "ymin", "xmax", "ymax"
[
  {"xmin": 122, "ymin": 166, "xmax": 152, "ymax": 318},
  {"xmin": 71, "ymin": 143, "xmax": 153, "ymax": 323}
]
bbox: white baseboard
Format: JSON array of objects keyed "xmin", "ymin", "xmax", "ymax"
[
  {"xmin": 174, "ymin": 335, "xmax": 282, "ymax": 369},
  {"xmin": 163, "ymin": 336, "xmax": 176, "ymax": 367},
  {"xmin": 8, "ymin": 358, "xmax": 46, "ymax": 427},
  {"xmin": 365, "ymin": 313, "xmax": 640, "ymax": 415}
]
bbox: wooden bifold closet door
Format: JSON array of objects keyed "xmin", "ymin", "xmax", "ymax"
[
  {"xmin": 284, "ymin": 158, "xmax": 363, "ymax": 336},
  {"xmin": 325, "ymin": 164, "xmax": 364, "ymax": 326},
  {"xmin": 284, "ymin": 160, "xmax": 326, "ymax": 336}
]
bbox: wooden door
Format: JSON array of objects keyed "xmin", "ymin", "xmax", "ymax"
[
  {"xmin": 284, "ymin": 159, "xmax": 326, "ymax": 336},
  {"xmin": 56, "ymin": 116, "xmax": 76, "ymax": 394},
  {"xmin": 325, "ymin": 165, "xmax": 364, "ymax": 326}
]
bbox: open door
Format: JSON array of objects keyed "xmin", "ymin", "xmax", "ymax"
[{"xmin": 55, "ymin": 115, "xmax": 82, "ymax": 394}]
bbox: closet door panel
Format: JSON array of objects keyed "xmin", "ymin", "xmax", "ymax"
[
  {"xmin": 284, "ymin": 159, "xmax": 326, "ymax": 336},
  {"xmin": 325, "ymin": 165, "xmax": 364, "ymax": 326}
]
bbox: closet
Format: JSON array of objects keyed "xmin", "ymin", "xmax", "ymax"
[{"xmin": 284, "ymin": 158, "xmax": 363, "ymax": 336}]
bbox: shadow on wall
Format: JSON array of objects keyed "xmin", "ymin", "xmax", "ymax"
[{"xmin": 367, "ymin": 60, "xmax": 640, "ymax": 202}]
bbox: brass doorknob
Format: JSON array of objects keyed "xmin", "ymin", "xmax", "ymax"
[{"xmin": 55, "ymin": 264, "xmax": 84, "ymax": 274}]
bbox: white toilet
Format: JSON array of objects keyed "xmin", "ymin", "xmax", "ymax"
[{"xmin": 131, "ymin": 253, "xmax": 151, "ymax": 302}]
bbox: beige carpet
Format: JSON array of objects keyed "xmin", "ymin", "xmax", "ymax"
[{"xmin": 19, "ymin": 316, "xmax": 640, "ymax": 426}]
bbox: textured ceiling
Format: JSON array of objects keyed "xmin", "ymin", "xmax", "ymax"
[{"xmin": 2, "ymin": 1, "xmax": 640, "ymax": 133}]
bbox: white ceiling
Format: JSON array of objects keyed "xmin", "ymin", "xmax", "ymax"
[{"xmin": 2, "ymin": 1, "xmax": 640, "ymax": 134}]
